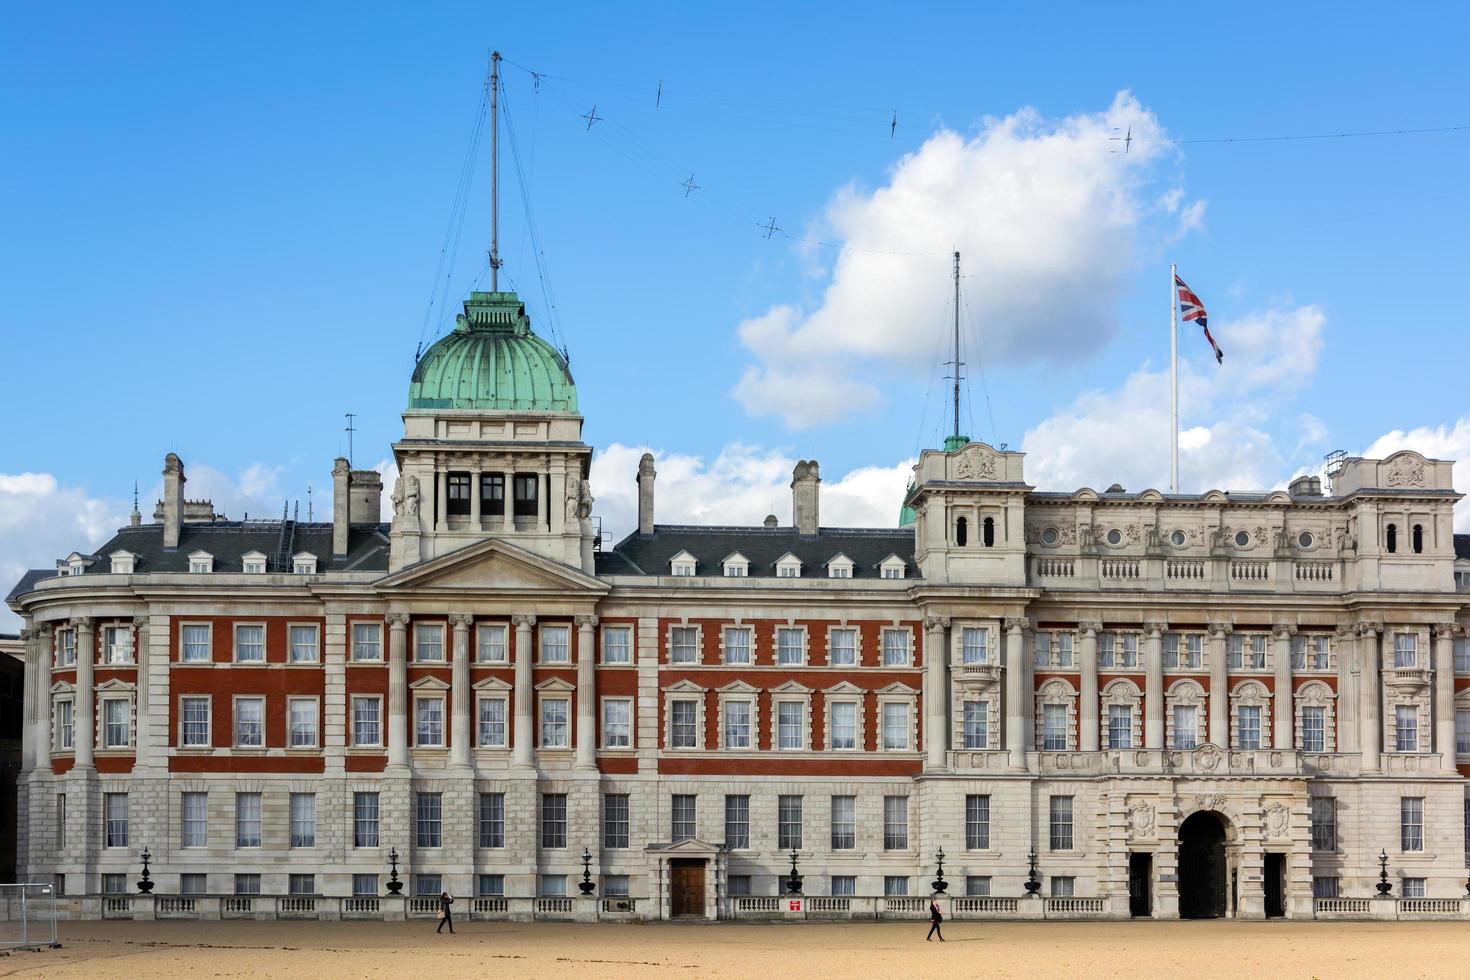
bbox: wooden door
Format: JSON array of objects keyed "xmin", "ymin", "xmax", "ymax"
[{"xmin": 670, "ymin": 860, "xmax": 706, "ymax": 917}]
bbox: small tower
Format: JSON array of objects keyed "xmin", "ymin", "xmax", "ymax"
[
  {"xmin": 905, "ymin": 441, "xmax": 1031, "ymax": 585},
  {"xmin": 129, "ymin": 481, "xmax": 142, "ymax": 527}
]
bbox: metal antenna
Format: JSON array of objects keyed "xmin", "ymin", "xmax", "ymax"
[
  {"xmin": 345, "ymin": 413, "xmax": 357, "ymax": 467},
  {"xmin": 307, "ymin": 484, "xmax": 313, "ymax": 522},
  {"xmin": 490, "ymin": 51, "xmax": 502, "ymax": 291},
  {"xmin": 949, "ymin": 251, "xmax": 964, "ymax": 443}
]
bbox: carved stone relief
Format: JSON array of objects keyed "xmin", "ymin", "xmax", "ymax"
[{"xmin": 1385, "ymin": 456, "xmax": 1427, "ymax": 488}]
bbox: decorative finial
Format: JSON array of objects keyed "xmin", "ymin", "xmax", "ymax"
[{"xmin": 130, "ymin": 481, "xmax": 142, "ymax": 527}]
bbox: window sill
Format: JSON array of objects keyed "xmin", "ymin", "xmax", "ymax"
[
  {"xmin": 347, "ymin": 746, "xmax": 385, "ymax": 753},
  {"xmin": 347, "ymin": 659, "xmax": 386, "ymax": 666}
]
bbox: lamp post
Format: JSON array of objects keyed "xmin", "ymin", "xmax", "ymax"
[
  {"xmin": 931, "ymin": 847, "xmax": 948, "ymax": 895},
  {"xmin": 1375, "ymin": 849, "xmax": 1392, "ymax": 897},
  {"xmin": 579, "ymin": 847, "xmax": 597, "ymax": 896},
  {"xmin": 1024, "ymin": 848, "xmax": 1042, "ymax": 897},
  {"xmin": 386, "ymin": 846, "xmax": 404, "ymax": 895},
  {"xmin": 785, "ymin": 848, "xmax": 803, "ymax": 894},
  {"xmin": 136, "ymin": 846, "xmax": 154, "ymax": 895}
]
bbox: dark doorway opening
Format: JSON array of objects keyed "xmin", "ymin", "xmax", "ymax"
[
  {"xmin": 1263, "ymin": 853, "xmax": 1286, "ymax": 917},
  {"xmin": 1128, "ymin": 853, "xmax": 1153, "ymax": 917},
  {"xmin": 1177, "ymin": 811, "xmax": 1227, "ymax": 919},
  {"xmin": 669, "ymin": 858, "xmax": 706, "ymax": 917}
]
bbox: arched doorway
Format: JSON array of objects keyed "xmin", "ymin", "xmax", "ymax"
[{"xmin": 1177, "ymin": 811, "xmax": 1228, "ymax": 918}]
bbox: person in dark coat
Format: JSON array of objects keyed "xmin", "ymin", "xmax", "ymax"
[
  {"xmin": 926, "ymin": 897, "xmax": 945, "ymax": 941},
  {"xmin": 436, "ymin": 891, "xmax": 455, "ymax": 934}
]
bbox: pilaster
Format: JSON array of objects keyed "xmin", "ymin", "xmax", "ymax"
[
  {"xmin": 387, "ymin": 613, "xmax": 410, "ymax": 770},
  {"xmin": 1079, "ymin": 622, "xmax": 1100, "ymax": 752},
  {"xmin": 575, "ymin": 615, "xmax": 598, "ymax": 771},
  {"xmin": 512, "ymin": 614, "xmax": 536, "ymax": 770},
  {"xmin": 923, "ymin": 616, "xmax": 949, "ymax": 770},
  {"xmin": 1433, "ymin": 623, "xmax": 1458, "ymax": 771},
  {"xmin": 1144, "ymin": 622, "xmax": 1165, "ymax": 750},
  {"xmin": 1272, "ymin": 625, "xmax": 1295, "ymax": 752}
]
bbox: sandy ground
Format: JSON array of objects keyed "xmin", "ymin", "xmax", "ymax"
[{"xmin": 2, "ymin": 918, "xmax": 1468, "ymax": 979}]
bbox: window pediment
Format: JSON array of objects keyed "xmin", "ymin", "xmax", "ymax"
[
  {"xmin": 823, "ymin": 680, "xmax": 866, "ymax": 696},
  {"xmin": 875, "ymin": 681, "xmax": 919, "ymax": 697},
  {"xmin": 472, "ymin": 676, "xmax": 512, "ymax": 692},
  {"xmin": 96, "ymin": 677, "xmax": 136, "ymax": 693},
  {"xmin": 50, "ymin": 680, "xmax": 76, "ymax": 694},
  {"xmin": 664, "ymin": 679, "xmax": 706, "ymax": 695},
  {"xmin": 770, "ymin": 679, "xmax": 813, "ymax": 696},
  {"xmin": 409, "ymin": 676, "xmax": 450, "ymax": 691},
  {"xmin": 717, "ymin": 679, "xmax": 760, "ymax": 695},
  {"xmin": 534, "ymin": 677, "xmax": 575, "ymax": 693}
]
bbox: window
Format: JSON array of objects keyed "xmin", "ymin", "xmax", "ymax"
[
  {"xmin": 831, "ymin": 875, "xmax": 856, "ymax": 896},
  {"xmin": 288, "ymin": 697, "xmax": 318, "ymax": 748},
  {"xmin": 288, "ymin": 625, "xmax": 318, "ymax": 663},
  {"xmin": 478, "ymin": 697, "xmax": 507, "ymax": 747},
  {"xmin": 415, "ymin": 696, "xmax": 445, "ymax": 747},
  {"xmin": 671, "ymin": 794, "xmax": 696, "ymax": 841},
  {"xmin": 1050, "ymin": 877, "xmax": 1076, "ymax": 898},
  {"xmin": 354, "ymin": 874, "xmax": 381, "ymax": 897},
  {"xmin": 966, "ymin": 876, "xmax": 992, "ymax": 897},
  {"xmin": 102, "ymin": 873, "xmax": 127, "ymax": 895},
  {"xmin": 541, "ymin": 793, "xmax": 567, "ymax": 848},
  {"xmin": 1056, "ymin": 633, "xmax": 1075, "ymax": 667},
  {"xmin": 1042, "ymin": 703, "xmax": 1068, "ymax": 750},
  {"xmin": 540, "ymin": 625, "xmax": 570, "ymax": 663},
  {"xmin": 292, "ymin": 555, "xmax": 316, "ymax": 575},
  {"xmin": 352, "ymin": 697, "xmax": 382, "ymax": 747},
  {"xmin": 56, "ymin": 794, "xmax": 65, "ymax": 844},
  {"xmin": 670, "ymin": 626, "xmax": 699, "ymax": 664},
  {"xmin": 882, "ymin": 565, "xmax": 904, "ymax": 579},
  {"xmin": 723, "ymin": 627, "xmax": 752, "ymax": 665},
  {"xmin": 965, "ymin": 795, "xmax": 990, "ymax": 849},
  {"xmin": 963, "ymin": 701, "xmax": 988, "ymax": 749},
  {"xmin": 1291, "ymin": 635, "xmax": 1308, "ymax": 670},
  {"xmin": 724, "ymin": 558, "xmax": 748, "ymax": 577},
  {"xmin": 232, "ymin": 697, "xmax": 263, "ymax": 748},
  {"xmin": 1237, "ymin": 705, "xmax": 1262, "ymax": 750},
  {"xmin": 477, "ymin": 874, "xmax": 504, "ymax": 897},
  {"xmin": 181, "ymin": 792, "xmax": 207, "ymax": 848},
  {"xmin": 1120, "ymin": 634, "xmax": 1138, "ymax": 668},
  {"xmin": 1228, "ymin": 635, "xmax": 1243, "ymax": 670},
  {"xmin": 1412, "ymin": 524, "xmax": 1424, "ymax": 554},
  {"xmin": 603, "ymin": 794, "xmax": 629, "ymax": 848},
  {"xmin": 55, "ymin": 698, "xmax": 74, "ymax": 750},
  {"xmin": 670, "ymin": 699, "xmax": 697, "ymax": 748},
  {"xmin": 724, "ymin": 700, "xmax": 752, "ymax": 749},
  {"xmin": 1049, "ymin": 796, "xmax": 1074, "ymax": 851},
  {"xmin": 414, "ymin": 623, "xmax": 445, "ymax": 662},
  {"xmin": 180, "ymin": 625, "xmax": 210, "ymax": 662},
  {"xmin": 513, "ymin": 473, "xmax": 538, "ymax": 517},
  {"xmin": 961, "ymin": 627, "xmax": 987, "ymax": 664},
  {"xmin": 1312, "ymin": 876, "xmax": 1340, "ymax": 899},
  {"xmin": 1395, "ymin": 705, "xmax": 1419, "ymax": 752},
  {"xmin": 57, "ymin": 628, "xmax": 77, "ymax": 667},
  {"xmin": 881, "ymin": 629, "xmax": 909, "ymax": 666},
  {"xmin": 727, "ymin": 875, "xmax": 751, "ymax": 896},
  {"xmin": 234, "ymin": 624, "xmax": 265, "ymax": 663},
  {"xmin": 603, "ymin": 698, "xmax": 632, "ymax": 748},
  {"xmin": 777, "ymin": 795, "xmax": 803, "ymax": 849},
  {"xmin": 1036, "ymin": 631, "xmax": 1052, "ymax": 667},
  {"xmin": 1401, "ymin": 797, "xmax": 1424, "ymax": 851},
  {"xmin": 828, "ymin": 561, "xmax": 852, "ymax": 579},
  {"xmin": 604, "ymin": 875, "xmax": 630, "ymax": 897},
  {"xmin": 777, "ymin": 628, "xmax": 804, "ymax": 665},
  {"xmin": 181, "ymin": 873, "xmax": 208, "ymax": 896},
  {"xmin": 724, "ymin": 795, "xmax": 750, "ymax": 849},
  {"xmin": 351, "ymin": 622, "xmax": 382, "ymax": 661},
  {"xmin": 478, "ymin": 792, "xmax": 505, "ymax": 848},
  {"xmin": 234, "ymin": 874, "xmax": 261, "ymax": 896},
  {"xmin": 414, "ymin": 874, "xmax": 442, "ymax": 897},
  {"xmin": 1309, "ymin": 636, "xmax": 1329, "ymax": 670},
  {"xmin": 290, "ymin": 793, "xmax": 316, "ymax": 848},
  {"xmin": 1098, "ymin": 633, "xmax": 1114, "ymax": 668},
  {"xmin": 881, "ymin": 701, "xmax": 910, "ymax": 750},
  {"xmin": 883, "ymin": 796, "xmax": 909, "ymax": 850},
  {"xmin": 1457, "ymin": 708, "xmax": 1470, "ymax": 754},
  {"xmin": 671, "ymin": 555, "xmax": 697, "ymax": 576},
  {"xmin": 1184, "ymin": 634, "xmax": 1202, "ymax": 668},
  {"xmin": 103, "ymin": 698, "xmax": 131, "ymax": 748},
  {"xmin": 828, "ymin": 628, "xmax": 856, "ymax": 666},
  {"xmin": 103, "ymin": 625, "xmax": 132, "ymax": 664},
  {"xmin": 482, "ymin": 474, "xmax": 505, "ymax": 516},
  {"xmin": 242, "ymin": 553, "xmax": 266, "ymax": 574},
  {"xmin": 416, "ymin": 792, "xmax": 442, "ymax": 848},
  {"xmin": 777, "ymin": 701, "xmax": 804, "ymax": 749},
  {"xmin": 1107, "ymin": 704, "xmax": 1133, "ymax": 749},
  {"xmin": 235, "ymin": 793, "xmax": 262, "ymax": 848},
  {"xmin": 540, "ymin": 698, "xmax": 569, "ymax": 748},
  {"xmin": 982, "ymin": 516, "xmax": 995, "ymax": 547},
  {"xmin": 1163, "ymin": 633, "xmax": 1178, "ymax": 669},
  {"xmin": 477, "ymin": 624, "xmax": 509, "ymax": 663},
  {"xmin": 955, "ymin": 516, "xmax": 968, "ymax": 546},
  {"xmin": 1457, "ymin": 637, "xmax": 1470, "ymax": 673},
  {"xmin": 446, "ymin": 472, "xmax": 471, "ymax": 515},
  {"xmin": 884, "ymin": 876, "xmax": 909, "ymax": 897},
  {"xmin": 830, "ymin": 796, "xmax": 856, "ymax": 850},
  {"xmin": 1172, "ymin": 705, "xmax": 1198, "ymax": 749},
  {"xmin": 1311, "ymin": 797, "xmax": 1337, "ymax": 852},
  {"xmin": 1394, "ymin": 633, "xmax": 1417, "ymax": 669},
  {"xmin": 289, "ymin": 874, "xmax": 315, "ymax": 896},
  {"xmin": 602, "ymin": 625, "xmax": 631, "ymax": 664},
  {"xmin": 1402, "ymin": 877, "xmax": 1426, "ymax": 898},
  {"xmin": 1301, "ymin": 705, "xmax": 1326, "ymax": 752},
  {"xmin": 353, "ymin": 792, "xmax": 380, "ymax": 848},
  {"xmin": 189, "ymin": 554, "xmax": 213, "ymax": 574},
  {"xmin": 829, "ymin": 701, "xmax": 857, "ymax": 750}
]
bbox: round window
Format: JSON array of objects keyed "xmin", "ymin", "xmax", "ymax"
[
  {"xmin": 1298, "ymin": 530, "xmax": 1314, "ymax": 549},
  {"xmin": 1170, "ymin": 529, "xmax": 1186, "ymax": 547},
  {"xmin": 1106, "ymin": 528, "xmax": 1123, "ymax": 545},
  {"xmin": 1041, "ymin": 527, "xmax": 1059, "ymax": 545},
  {"xmin": 1234, "ymin": 530, "xmax": 1250, "ymax": 547}
]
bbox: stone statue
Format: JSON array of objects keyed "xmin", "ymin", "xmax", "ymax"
[
  {"xmin": 391, "ymin": 475, "xmax": 420, "ymax": 518},
  {"xmin": 577, "ymin": 480, "xmax": 594, "ymax": 519},
  {"xmin": 566, "ymin": 477, "xmax": 580, "ymax": 521}
]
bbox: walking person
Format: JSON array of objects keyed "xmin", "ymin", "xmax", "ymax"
[
  {"xmin": 926, "ymin": 897, "xmax": 945, "ymax": 941},
  {"xmin": 436, "ymin": 890, "xmax": 455, "ymax": 934}
]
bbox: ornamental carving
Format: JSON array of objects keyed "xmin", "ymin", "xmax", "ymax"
[
  {"xmin": 1195, "ymin": 744, "xmax": 1224, "ymax": 773},
  {"xmin": 1263, "ymin": 802, "xmax": 1290, "ymax": 838},
  {"xmin": 1385, "ymin": 456, "xmax": 1427, "ymax": 488},
  {"xmin": 1127, "ymin": 802, "xmax": 1156, "ymax": 839},
  {"xmin": 1193, "ymin": 792, "xmax": 1228, "ymax": 811},
  {"xmin": 391, "ymin": 475, "xmax": 421, "ymax": 518},
  {"xmin": 952, "ymin": 444, "xmax": 999, "ymax": 480}
]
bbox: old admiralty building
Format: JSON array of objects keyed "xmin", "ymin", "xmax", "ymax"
[{"xmin": 11, "ymin": 288, "xmax": 1470, "ymax": 922}]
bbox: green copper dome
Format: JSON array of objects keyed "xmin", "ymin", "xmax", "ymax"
[{"xmin": 408, "ymin": 291, "xmax": 577, "ymax": 412}]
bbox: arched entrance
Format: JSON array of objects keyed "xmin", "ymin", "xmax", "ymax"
[{"xmin": 1177, "ymin": 811, "xmax": 1228, "ymax": 918}]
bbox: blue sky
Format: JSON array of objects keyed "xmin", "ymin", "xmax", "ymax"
[{"xmin": 3, "ymin": 2, "xmax": 1469, "ymax": 617}]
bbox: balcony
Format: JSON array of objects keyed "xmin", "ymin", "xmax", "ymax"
[
  {"xmin": 1384, "ymin": 667, "xmax": 1431, "ymax": 693},
  {"xmin": 954, "ymin": 662, "xmax": 1001, "ymax": 691}
]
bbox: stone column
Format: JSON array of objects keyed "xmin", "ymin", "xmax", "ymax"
[
  {"xmin": 513, "ymin": 614, "xmax": 536, "ymax": 769},
  {"xmin": 1359, "ymin": 623, "xmax": 1382, "ymax": 772},
  {"xmin": 1208, "ymin": 624, "xmax": 1229, "ymax": 748},
  {"xmin": 575, "ymin": 615, "xmax": 598, "ymax": 770},
  {"xmin": 1273, "ymin": 625, "xmax": 1295, "ymax": 751},
  {"xmin": 1079, "ymin": 623, "xmax": 1100, "ymax": 752},
  {"xmin": 435, "ymin": 468, "xmax": 448, "ymax": 531},
  {"xmin": 470, "ymin": 466, "xmax": 482, "ymax": 526},
  {"xmin": 1334, "ymin": 624, "xmax": 1359, "ymax": 753},
  {"xmin": 386, "ymin": 613, "xmax": 410, "ymax": 768},
  {"xmin": 924, "ymin": 617, "xmax": 950, "ymax": 770},
  {"xmin": 450, "ymin": 614, "xmax": 473, "ymax": 769},
  {"xmin": 24, "ymin": 627, "xmax": 46, "ymax": 772},
  {"xmin": 73, "ymin": 617, "xmax": 95, "ymax": 770},
  {"xmin": 1004, "ymin": 619, "xmax": 1026, "ymax": 769},
  {"xmin": 1144, "ymin": 622, "xmax": 1165, "ymax": 750},
  {"xmin": 1434, "ymin": 623, "xmax": 1458, "ymax": 771}
]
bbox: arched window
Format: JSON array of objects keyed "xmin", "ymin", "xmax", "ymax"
[
  {"xmin": 955, "ymin": 516, "xmax": 968, "ymax": 547},
  {"xmin": 1385, "ymin": 524, "xmax": 1397, "ymax": 554},
  {"xmin": 1412, "ymin": 524, "xmax": 1424, "ymax": 554},
  {"xmin": 982, "ymin": 516, "xmax": 995, "ymax": 547}
]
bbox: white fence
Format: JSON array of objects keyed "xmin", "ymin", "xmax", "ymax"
[{"xmin": 0, "ymin": 884, "xmax": 59, "ymax": 949}]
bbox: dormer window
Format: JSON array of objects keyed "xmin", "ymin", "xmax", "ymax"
[
  {"xmin": 188, "ymin": 551, "xmax": 214, "ymax": 574},
  {"xmin": 775, "ymin": 553, "xmax": 802, "ymax": 579},
  {"xmin": 826, "ymin": 554, "xmax": 854, "ymax": 579},
  {"xmin": 60, "ymin": 552, "xmax": 93, "ymax": 576},
  {"xmin": 292, "ymin": 552, "xmax": 319, "ymax": 575},
  {"xmin": 241, "ymin": 551, "xmax": 267, "ymax": 575},
  {"xmin": 722, "ymin": 553, "xmax": 750, "ymax": 577},
  {"xmin": 879, "ymin": 555, "xmax": 907, "ymax": 580},
  {"xmin": 109, "ymin": 550, "xmax": 137, "ymax": 575},
  {"xmin": 669, "ymin": 550, "xmax": 697, "ymax": 577}
]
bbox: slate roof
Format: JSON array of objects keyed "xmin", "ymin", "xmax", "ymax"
[
  {"xmin": 603, "ymin": 525, "xmax": 915, "ymax": 578},
  {"xmin": 1456, "ymin": 534, "xmax": 1470, "ymax": 561}
]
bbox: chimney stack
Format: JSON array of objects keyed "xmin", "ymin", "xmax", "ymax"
[
  {"xmin": 792, "ymin": 460, "xmax": 820, "ymax": 536},
  {"xmin": 162, "ymin": 453, "xmax": 185, "ymax": 549},
  {"xmin": 349, "ymin": 468, "xmax": 384, "ymax": 528},
  {"xmin": 332, "ymin": 458, "xmax": 351, "ymax": 557},
  {"xmin": 637, "ymin": 453, "xmax": 656, "ymax": 536}
]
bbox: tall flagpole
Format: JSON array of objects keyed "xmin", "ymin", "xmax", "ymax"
[{"xmin": 1170, "ymin": 263, "xmax": 1179, "ymax": 493}]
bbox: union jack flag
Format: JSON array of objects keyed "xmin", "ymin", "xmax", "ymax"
[{"xmin": 1175, "ymin": 273, "xmax": 1222, "ymax": 364}]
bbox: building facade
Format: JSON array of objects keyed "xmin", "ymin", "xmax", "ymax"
[{"xmin": 11, "ymin": 290, "xmax": 1470, "ymax": 920}]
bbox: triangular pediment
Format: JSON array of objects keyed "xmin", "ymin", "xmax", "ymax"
[
  {"xmin": 376, "ymin": 536, "xmax": 608, "ymax": 596},
  {"xmin": 874, "ymin": 681, "xmax": 918, "ymax": 696},
  {"xmin": 645, "ymin": 835, "xmax": 724, "ymax": 855},
  {"xmin": 409, "ymin": 675, "xmax": 450, "ymax": 691},
  {"xmin": 823, "ymin": 680, "xmax": 866, "ymax": 696},
  {"xmin": 472, "ymin": 676, "xmax": 512, "ymax": 692},
  {"xmin": 770, "ymin": 679, "xmax": 813, "ymax": 695},
  {"xmin": 717, "ymin": 679, "xmax": 760, "ymax": 695}
]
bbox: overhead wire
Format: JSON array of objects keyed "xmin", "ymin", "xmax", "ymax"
[{"xmin": 500, "ymin": 79, "xmax": 568, "ymax": 355}]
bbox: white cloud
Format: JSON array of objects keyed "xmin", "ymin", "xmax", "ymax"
[
  {"xmin": 1361, "ymin": 419, "xmax": 1470, "ymax": 531},
  {"xmin": 589, "ymin": 442, "xmax": 914, "ymax": 544},
  {"xmin": 733, "ymin": 91, "xmax": 1203, "ymax": 428}
]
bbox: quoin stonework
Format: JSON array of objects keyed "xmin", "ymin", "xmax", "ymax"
[{"xmin": 11, "ymin": 289, "xmax": 1470, "ymax": 923}]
